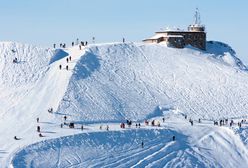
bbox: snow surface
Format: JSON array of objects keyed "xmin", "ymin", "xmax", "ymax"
[
  {"xmin": 11, "ymin": 114, "xmax": 248, "ymax": 168},
  {"xmin": 1, "ymin": 41, "xmax": 248, "ymax": 167}
]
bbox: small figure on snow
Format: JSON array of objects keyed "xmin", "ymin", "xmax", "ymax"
[
  {"xmin": 14, "ymin": 136, "xmax": 20, "ymax": 140},
  {"xmin": 36, "ymin": 117, "xmax": 39, "ymax": 123},
  {"xmin": 64, "ymin": 115, "xmax": 67, "ymax": 121},
  {"xmin": 13, "ymin": 57, "xmax": 18, "ymax": 63},
  {"xmin": 48, "ymin": 107, "xmax": 53, "ymax": 113},
  {"xmin": 37, "ymin": 126, "xmax": 41, "ymax": 132},
  {"xmin": 172, "ymin": 136, "xmax": 175, "ymax": 141},
  {"xmin": 141, "ymin": 141, "xmax": 144, "ymax": 148},
  {"xmin": 59, "ymin": 65, "xmax": 62, "ymax": 70}
]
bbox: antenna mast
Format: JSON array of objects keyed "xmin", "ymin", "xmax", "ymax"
[{"xmin": 194, "ymin": 8, "xmax": 201, "ymax": 25}]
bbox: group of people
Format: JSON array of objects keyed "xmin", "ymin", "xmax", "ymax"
[
  {"xmin": 120, "ymin": 122, "xmax": 141, "ymax": 129},
  {"xmin": 59, "ymin": 56, "xmax": 72, "ymax": 70},
  {"xmin": 184, "ymin": 113, "xmax": 247, "ymax": 129},
  {"xmin": 53, "ymin": 38, "xmax": 89, "ymax": 49}
]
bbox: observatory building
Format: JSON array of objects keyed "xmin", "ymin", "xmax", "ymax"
[{"xmin": 143, "ymin": 8, "xmax": 206, "ymax": 50}]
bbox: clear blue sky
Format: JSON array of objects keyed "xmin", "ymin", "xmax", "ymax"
[{"xmin": 0, "ymin": 0, "xmax": 247, "ymax": 63}]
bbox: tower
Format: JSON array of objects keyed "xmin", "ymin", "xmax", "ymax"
[{"xmin": 188, "ymin": 8, "xmax": 205, "ymax": 32}]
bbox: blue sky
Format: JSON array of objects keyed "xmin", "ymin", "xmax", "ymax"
[{"xmin": 0, "ymin": 0, "xmax": 247, "ymax": 63}]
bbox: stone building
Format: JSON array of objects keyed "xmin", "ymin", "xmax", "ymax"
[{"xmin": 143, "ymin": 8, "xmax": 206, "ymax": 50}]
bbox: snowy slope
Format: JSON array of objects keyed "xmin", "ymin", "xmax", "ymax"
[
  {"xmin": 0, "ymin": 42, "xmax": 86, "ymax": 167},
  {"xmin": 1, "ymin": 41, "xmax": 248, "ymax": 167},
  {"xmin": 11, "ymin": 113, "xmax": 248, "ymax": 168},
  {"xmin": 57, "ymin": 42, "xmax": 248, "ymax": 123}
]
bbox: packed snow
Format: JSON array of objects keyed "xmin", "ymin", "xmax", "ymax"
[{"xmin": 0, "ymin": 41, "xmax": 248, "ymax": 167}]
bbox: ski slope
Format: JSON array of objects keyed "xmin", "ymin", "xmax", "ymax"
[
  {"xmin": 11, "ymin": 113, "xmax": 248, "ymax": 168},
  {"xmin": 1, "ymin": 41, "xmax": 248, "ymax": 167}
]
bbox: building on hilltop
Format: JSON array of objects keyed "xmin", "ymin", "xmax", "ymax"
[{"xmin": 143, "ymin": 8, "xmax": 206, "ymax": 50}]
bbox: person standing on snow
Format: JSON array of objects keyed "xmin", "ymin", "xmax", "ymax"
[
  {"xmin": 141, "ymin": 141, "xmax": 144, "ymax": 148},
  {"xmin": 37, "ymin": 126, "xmax": 41, "ymax": 132}
]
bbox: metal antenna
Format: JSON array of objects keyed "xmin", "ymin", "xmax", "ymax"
[{"xmin": 194, "ymin": 8, "xmax": 201, "ymax": 25}]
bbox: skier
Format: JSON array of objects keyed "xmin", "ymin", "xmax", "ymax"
[
  {"xmin": 69, "ymin": 56, "xmax": 72, "ymax": 61},
  {"xmin": 36, "ymin": 117, "xmax": 39, "ymax": 123},
  {"xmin": 162, "ymin": 117, "xmax": 165, "ymax": 122},
  {"xmin": 172, "ymin": 136, "xmax": 175, "ymax": 141},
  {"xmin": 60, "ymin": 123, "xmax": 63, "ymax": 128},
  {"xmin": 99, "ymin": 125, "xmax": 102, "ymax": 130},
  {"xmin": 198, "ymin": 118, "xmax": 201, "ymax": 123},
  {"xmin": 59, "ymin": 65, "xmax": 62, "ymax": 70},
  {"xmin": 72, "ymin": 42, "xmax": 74, "ymax": 46},
  {"xmin": 79, "ymin": 45, "xmax": 82, "ymax": 50},
  {"xmin": 106, "ymin": 125, "xmax": 109, "ymax": 131},
  {"xmin": 66, "ymin": 57, "xmax": 69, "ymax": 63},
  {"xmin": 64, "ymin": 115, "xmax": 67, "ymax": 121},
  {"xmin": 37, "ymin": 126, "xmax": 41, "ymax": 132},
  {"xmin": 66, "ymin": 65, "xmax": 69, "ymax": 70},
  {"xmin": 138, "ymin": 123, "xmax": 141, "ymax": 128},
  {"xmin": 141, "ymin": 141, "xmax": 144, "ymax": 148},
  {"xmin": 81, "ymin": 125, "xmax": 84, "ymax": 130},
  {"xmin": 39, "ymin": 133, "xmax": 43, "ymax": 137}
]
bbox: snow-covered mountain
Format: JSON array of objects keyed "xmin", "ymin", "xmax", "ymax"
[
  {"xmin": 58, "ymin": 41, "xmax": 248, "ymax": 123},
  {"xmin": 1, "ymin": 41, "xmax": 248, "ymax": 167}
]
